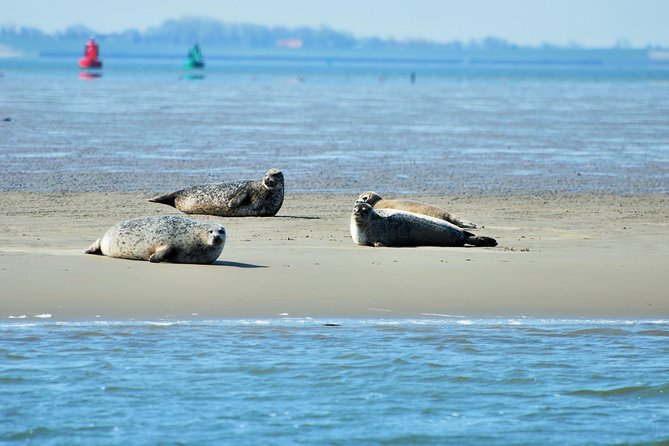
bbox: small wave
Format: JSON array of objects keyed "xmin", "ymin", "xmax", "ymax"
[
  {"xmin": 238, "ymin": 319, "xmax": 272, "ymax": 326},
  {"xmin": 420, "ymin": 313, "xmax": 466, "ymax": 318},
  {"xmin": 68, "ymin": 331, "xmax": 107, "ymax": 339},
  {"xmin": 7, "ymin": 315, "xmax": 26, "ymax": 319},
  {"xmin": 565, "ymin": 328, "xmax": 631, "ymax": 336},
  {"xmin": 638, "ymin": 329, "xmax": 669, "ymax": 337},
  {"xmin": 0, "ymin": 376, "xmax": 27, "ymax": 383},
  {"xmin": 143, "ymin": 320, "xmax": 190, "ymax": 327},
  {"xmin": 569, "ymin": 382, "xmax": 669, "ymax": 399},
  {"xmin": 33, "ymin": 314, "xmax": 52, "ymax": 319},
  {"xmin": 8, "ymin": 427, "xmax": 53, "ymax": 441}
]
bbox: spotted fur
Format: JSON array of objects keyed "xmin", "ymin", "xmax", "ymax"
[
  {"xmin": 84, "ymin": 215, "xmax": 226, "ymax": 264},
  {"xmin": 149, "ymin": 168, "xmax": 284, "ymax": 217}
]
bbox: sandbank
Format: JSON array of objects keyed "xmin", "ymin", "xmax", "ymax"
[{"xmin": 1, "ymin": 192, "xmax": 667, "ymax": 320}]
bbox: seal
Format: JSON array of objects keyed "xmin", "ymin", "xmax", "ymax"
[
  {"xmin": 356, "ymin": 191, "xmax": 477, "ymax": 229},
  {"xmin": 350, "ymin": 202, "xmax": 497, "ymax": 248},
  {"xmin": 149, "ymin": 168, "xmax": 284, "ymax": 217},
  {"xmin": 84, "ymin": 215, "xmax": 226, "ymax": 264}
]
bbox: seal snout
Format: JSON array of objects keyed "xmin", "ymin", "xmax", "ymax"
[
  {"xmin": 352, "ymin": 202, "xmax": 372, "ymax": 222},
  {"xmin": 208, "ymin": 227, "xmax": 226, "ymax": 245}
]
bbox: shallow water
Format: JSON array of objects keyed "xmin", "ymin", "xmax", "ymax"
[
  {"xmin": 1, "ymin": 318, "xmax": 668, "ymax": 445},
  {"xmin": 1, "ymin": 56, "xmax": 668, "ymax": 195}
]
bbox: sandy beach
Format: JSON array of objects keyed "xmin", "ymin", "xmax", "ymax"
[{"xmin": 1, "ymin": 191, "xmax": 667, "ymax": 320}]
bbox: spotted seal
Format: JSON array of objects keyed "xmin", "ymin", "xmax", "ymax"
[
  {"xmin": 350, "ymin": 202, "xmax": 497, "ymax": 248},
  {"xmin": 84, "ymin": 215, "xmax": 226, "ymax": 263},
  {"xmin": 356, "ymin": 191, "xmax": 477, "ymax": 229},
  {"xmin": 149, "ymin": 168, "xmax": 284, "ymax": 217}
]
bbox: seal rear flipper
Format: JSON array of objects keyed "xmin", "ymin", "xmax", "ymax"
[
  {"xmin": 84, "ymin": 239, "xmax": 102, "ymax": 255},
  {"xmin": 452, "ymin": 217, "xmax": 478, "ymax": 229},
  {"xmin": 464, "ymin": 233, "xmax": 497, "ymax": 247},
  {"xmin": 148, "ymin": 191, "xmax": 178, "ymax": 208}
]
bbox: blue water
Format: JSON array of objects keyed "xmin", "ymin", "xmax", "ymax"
[
  {"xmin": 2, "ymin": 318, "xmax": 669, "ymax": 445},
  {"xmin": 1, "ymin": 53, "xmax": 668, "ymax": 195}
]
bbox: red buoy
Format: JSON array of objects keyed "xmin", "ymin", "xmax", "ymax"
[{"xmin": 79, "ymin": 37, "xmax": 103, "ymax": 69}]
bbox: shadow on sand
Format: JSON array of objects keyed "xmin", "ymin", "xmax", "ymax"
[
  {"xmin": 213, "ymin": 260, "xmax": 268, "ymax": 269},
  {"xmin": 275, "ymin": 215, "xmax": 320, "ymax": 220}
]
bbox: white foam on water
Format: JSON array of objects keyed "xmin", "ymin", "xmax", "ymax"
[{"xmin": 421, "ymin": 313, "xmax": 466, "ymax": 318}]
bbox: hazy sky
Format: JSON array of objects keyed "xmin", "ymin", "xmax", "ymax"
[{"xmin": 2, "ymin": 0, "xmax": 668, "ymax": 47}]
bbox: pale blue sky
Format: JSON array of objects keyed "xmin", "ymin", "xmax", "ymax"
[{"xmin": 1, "ymin": 0, "xmax": 668, "ymax": 47}]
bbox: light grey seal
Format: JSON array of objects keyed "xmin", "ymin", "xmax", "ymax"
[
  {"xmin": 350, "ymin": 202, "xmax": 497, "ymax": 248},
  {"xmin": 356, "ymin": 191, "xmax": 477, "ymax": 229},
  {"xmin": 84, "ymin": 215, "xmax": 226, "ymax": 264},
  {"xmin": 149, "ymin": 168, "xmax": 284, "ymax": 217}
]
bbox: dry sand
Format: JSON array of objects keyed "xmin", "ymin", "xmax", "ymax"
[{"xmin": 1, "ymin": 192, "xmax": 668, "ymax": 320}]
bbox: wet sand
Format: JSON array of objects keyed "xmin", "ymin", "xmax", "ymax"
[{"xmin": 1, "ymin": 192, "xmax": 668, "ymax": 320}]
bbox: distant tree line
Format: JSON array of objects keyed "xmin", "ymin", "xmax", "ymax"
[{"xmin": 0, "ymin": 16, "xmax": 521, "ymax": 50}]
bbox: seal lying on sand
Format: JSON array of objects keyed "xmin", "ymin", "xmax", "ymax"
[
  {"xmin": 350, "ymin": 203, "xmax": 497, "ymax": 248},
  {"xmin": 84, "ymin": 215, "xmax": 226, "ymax": 264},
  {"xmin": 356, "ymin": 191, "xmax": 477, "ymax": 229},
  {"xmin": 149, "ymin": 168, "xmax": 284, "ymax": 217}
]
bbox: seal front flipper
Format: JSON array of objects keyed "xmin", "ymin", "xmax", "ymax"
[
  {"xmin": 228, "ymin": 191, "xmax": 249, "ymax": 209},
  {"xmin": 148, "ymin": 191, "xmax": 179, "ymax": 208},
  {"xmin": 84, "ymin": 239, "xmax": 102, "ymax": 255},
  {"xmin": 149, "ymin": 245, "xmax": 173, "ymax": 263}
]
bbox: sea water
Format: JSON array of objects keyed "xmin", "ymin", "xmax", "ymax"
[
  {"xmin": 1, "ymin": 319, "xmax": 669, "ymax": 445},
  {"xmin": 1, "ymin": 53, "xmax": 668, "ymax": 195}
]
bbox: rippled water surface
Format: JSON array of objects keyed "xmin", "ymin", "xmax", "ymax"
[
  {"xmin": 2, "ymin": 319, "xmax": 669, "ymax": 445},
  {"xmin": 1, "ymin": 56, "xmax": 668, "ymax": 194}
]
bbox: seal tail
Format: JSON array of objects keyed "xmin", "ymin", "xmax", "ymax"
[
  {"xmin": 148, "ymin": 192, "xmax": 178, "ymax": 208},
  {"xmin": 84, "ymin": 239, "xmax": 102, "ymax": 255},
  {"xmin": 464, "ymin": 232, "xmax": 497, "ymax": 247},
  {"xmin": 453, "ymin": 217, "xmax": 478, "ymax": 229}
]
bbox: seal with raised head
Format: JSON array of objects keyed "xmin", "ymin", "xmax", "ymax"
[
  {"xmin": 149, "ymin": 168, "xmax": 284, "ymax": 217},
  {"xmin": 84, "ymin": 215, "xmax": 226, "ymax": 264},
  {"xmin": 356, "ymin": 191, "xmax": 477, "ymax": 229},
  {"xmin": 350, "ymin": 202, "xmax": 497, "ymax": 248}
]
